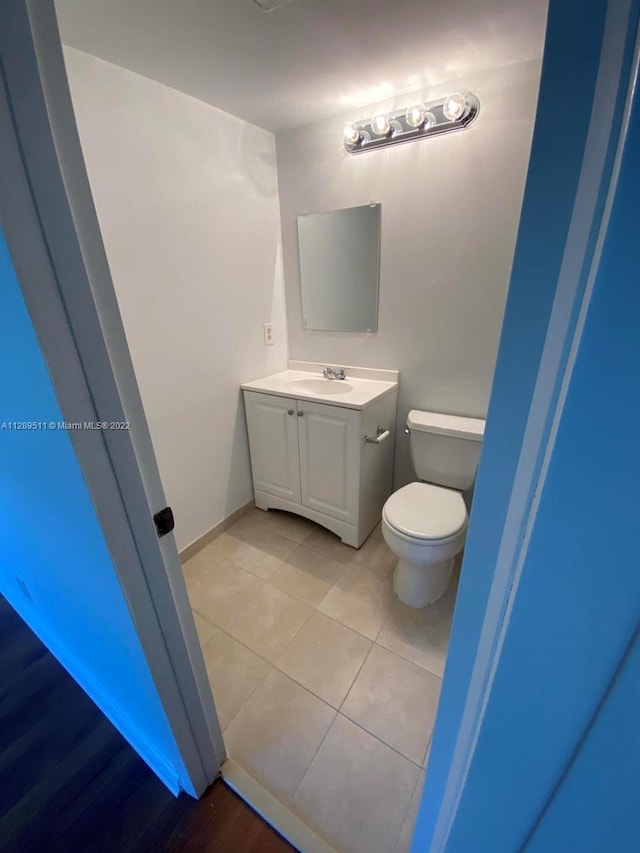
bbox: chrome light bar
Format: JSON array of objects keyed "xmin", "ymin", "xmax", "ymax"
[{"xmin": 342, "ymin": 93, "xmax": 479, "ymax": 155}]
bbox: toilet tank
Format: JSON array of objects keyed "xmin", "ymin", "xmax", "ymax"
[{"xmin": 407, "ymin": 410, "xmax": 485, "ymax": 491}]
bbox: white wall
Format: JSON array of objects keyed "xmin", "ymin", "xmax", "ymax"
[
  {"xmin": 65, "ymin": 45, "xmax": 542, "ymax": 534},
  {"xmin": 64, "ymin": 47, "xmax": 288, "ymax": 551},
  {"xmin": 276, "ymin": 61, "xmax": 542, "ymax": 486}
]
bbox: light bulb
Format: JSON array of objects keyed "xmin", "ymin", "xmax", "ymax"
[
  {"xmin": 371, "ymin": 114, "xmax": 391, "ymax": 136},
  {"xmin": 443, "ymin": 93, "xmax": 467, "ymax": 121},
  {"xmin": 405, "ymin": 103, "xmax": 427, "ymax": 128},
  {"xmin": 343, "ymin": 122, "xmax": 361, "ymax": 145},
  {"xmin": 424, "ymin": 111, "xmax": 437, "ymax": 129}
]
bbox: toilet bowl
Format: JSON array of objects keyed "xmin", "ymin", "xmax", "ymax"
[
  {"xmin": 382, "ymin": 409, "xmax": 484, "ymax": 608},
  {"xmin": 382, "ymin": 481, "xmax": 467, "ymax": 607}
]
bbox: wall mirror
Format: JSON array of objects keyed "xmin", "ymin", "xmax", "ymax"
[{"xmin": 297, "ymin": 203, "xmax": 381, "ymax": 332}]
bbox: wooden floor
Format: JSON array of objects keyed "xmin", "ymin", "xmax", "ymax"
[{"xmin": 0, "ymin": 596, "xmax": 295, "ymax": 853}]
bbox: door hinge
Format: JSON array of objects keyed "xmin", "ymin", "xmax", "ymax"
[{"xmin": 153, "ymin": 506, "xmax": 175, "ymax": 538}]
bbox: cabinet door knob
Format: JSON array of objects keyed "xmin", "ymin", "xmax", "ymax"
[
  {"xmin": 297, "ymin": 411, "xmax": 304, "ymax": 417},
  {"xmin": 287, "ymin": 409, "xmax": 294, "ymax": 415}
]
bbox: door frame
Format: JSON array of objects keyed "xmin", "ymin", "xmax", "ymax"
[
  {"xmin": 0, "ymin": 0, "xmax": 223, "ymax": 796},
  {"xmin": 2, "ymin": 0, "xmax": 638, "ymax": 838}
]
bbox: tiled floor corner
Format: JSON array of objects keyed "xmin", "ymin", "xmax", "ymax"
[
  {"xmin": 183, "ymin": 507, "xmax": 458, "ymax": 853},
  {"xmin": 224, "ymin": 669, "xmax": 336, "ymax": 800},
  {"xmin": 276, "ymin": 611, "xmax": 372, "ymax": 709},
  {"xmin": 294, "ymin": 715, "xmax": 421, "ymax": 853},
  {"xmin": 341, "ymin": 644, "xmax": 441, "ymax": 766}
]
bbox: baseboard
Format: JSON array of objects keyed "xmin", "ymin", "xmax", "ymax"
[
  {"xmin": 221, "ymin": 759, "xmax": 337, "ymax": 853},
  {"xmin": 179, "ymin": 500, "xmax": 255, "ymax": 563}
]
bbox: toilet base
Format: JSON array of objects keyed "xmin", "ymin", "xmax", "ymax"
[{"xmin": 393, "ymin": 556, "xmax": 453, "ymax": 608}]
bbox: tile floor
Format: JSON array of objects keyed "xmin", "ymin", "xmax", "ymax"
[{"xmin": 183, "ymin": 508, "xmax": 459, "ymax": 853}]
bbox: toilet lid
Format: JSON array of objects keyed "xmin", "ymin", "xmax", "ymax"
[{"xmin": 383, "ymin": 482, "xmax": 467, "ymax": 540}]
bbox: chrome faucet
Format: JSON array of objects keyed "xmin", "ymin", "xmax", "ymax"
[{"xmin": 322, "ymin": 366, "xmax": 346, "ymax": 380}]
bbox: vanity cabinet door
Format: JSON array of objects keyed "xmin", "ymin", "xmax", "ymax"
[
  {"xmin": 243, "ymin": 391, "xmax": 301, "ymax": 503},
  {"xmin": 298, "ymin": 400, "xmax": 359, "ymax": 524}
]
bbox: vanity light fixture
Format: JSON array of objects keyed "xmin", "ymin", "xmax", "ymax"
[
  {"xmin": 405, "ymin": 103, "xmax": 426, "ymax": 128},
  {"xmin": 342, "ymin": 122, "xmax": 362, "ymax": 145},
  {"xmin": 405, "ymin": 103, "xmax": 437, "ymax": 130},
  {"xmin": 343, "ymin": 92, "xmax": 479, "ymax": 154},
  {"xmin": 442, "ymin": 92, "xmax": 467, "ymax": 121},
  {"xmin": 371, "ymin": 114, "xmax": 392, "ymax": 136}
]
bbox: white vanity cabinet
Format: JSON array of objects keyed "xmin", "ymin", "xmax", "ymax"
[
  {"xmin": 242, "ymin": 375, "xmax": 398, "ymax": 547},
  {"xmin": 297, "ymin": 399, "xmax": 359, "ymax": 525},
  {"xmin": 243, "ymin": 393, "xmax": 301, "ymax": 504}
]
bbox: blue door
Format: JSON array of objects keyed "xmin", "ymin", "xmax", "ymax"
[{"xmin": 415, "ymin": 0, "xmax": 640, "ymax": 849}]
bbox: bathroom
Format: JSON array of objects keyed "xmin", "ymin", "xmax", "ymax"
[{"xmin": 54, "ymin": 0, "xmax": 547, "ymax": 849}]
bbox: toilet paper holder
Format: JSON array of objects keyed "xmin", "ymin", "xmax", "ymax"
[{"xmin": 364, "ymin": 426, "xmax": 390, "ymax": 445}]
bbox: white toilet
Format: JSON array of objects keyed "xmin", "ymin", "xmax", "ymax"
[{"xmin": 382, "ymin": 409, "xmax": 485, "ymax": 608}]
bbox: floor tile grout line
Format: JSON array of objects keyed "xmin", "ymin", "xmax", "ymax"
[
  {"xmin": 232, "ymin": 555, "xmax": 287, "ymax": 583},
  {"xmin": 264, "ymin": 511, "xmax": 316, "ymax": 541},
  {"xmin": 270, "ymin": 664, "xmax": 350, "ymax": 713},
  {"xmin": 203, "ymin": 620, "xmax": 338, "ymax": 739},
  {"xmin": 224, "ymin": 665, "xmax": 331, "ymax": 745},
  {"xmin": 267, "ymin": 595, "xmax": 316, "ymax": 666},
  {"xmin": 188, "ymin": 547, "xmax": 276, "ymax": 591},
  {"xmin": 337, "ymin": 705, "xmax": 431, "ymax": 772},
  {"xmin": 191, "ymin": 567, "xmax": 449, "ymax": 683},
  {"xmin": 273, "ymin": 612, "xmax": 372, "ymax": 709},
  {"xmin": 310, "ymin": 554, "xmax": 350, "ymax": 607},
  {"xmin": 372, "ymin": 601, "xmax": 393, "ymax": 644},
  {"xmin": 391, "ymin": 762, "xmax": 424, "ymax": 853},
  {"xmin": 229, "ymin": 515, "xmax": 350, "ymax": 593},
  {"xmin": 375, "ymin": 629, "xmax": 450, "ymax": 679},
  {"xmin": 263, "ymin": 554, "xmax": 347, "ymax": 610},
  {"xmin": 313, "ymin": 569, "xmax": 395, "ymax": 642},
  {"xmin": 190, "ymin": 565, "xmax": 320, "ymax": 676},
  {"xmin": 227, "ymin": 752, "xmax": 338, "ymax": 849},
  {"xmin": 196, "ymin": 606, "xmax": 426, "ymax": 746},
  {"xmin": 190, "ymin": 515, "xmax": 446, "ymax": 822},
  {"xmin": 195, "ymin": 608, "xmax": 297, "ymax": 676},
  {"xmin": 335, "ymin": 638, "xmax": 439, "ymax": 769},
  {"xmin": 369, "ymin": 641, "xmax": 445, "ymax": 683},
  {"xmin": 195, "ymin": 619, "xmax": 278, "ymax": 735},
  {"xmin": 229, "ymin": 664, "xmax": 340, "ymax": 808},
  {"xmin": 210, "ymin": 620, "xmax": 272, "ymax": 664},
  {"xmin": 190, "ymin": 536, "xmax": 437, "ymax": 850},
  {"xmin": 228, "ymin": 524, "xmax": 301, "ymax": 556},
  {"xmin": 229, "ymin": 515, "xmax": 396, "ymax": 624},
  {"xmin": 293, "ymin": 709, "xmax": 426, "ymax": 809},
  {"xmin": 337, "ymin": 639, "xmax": 376, "ymax": 714},
  {"xmin": 227, "ymin": 546, "xmax": 291, "ymax": 581},
  {"xmin": 188, "ymin": 536, "xmax": 319, "ymax": 655},
  {"xmin": 221, "ymin": 653, "xmax": 274, "ymax": 736},
  {"xmin": 304, "ymin": 564, "xmax": 380, "ymax": 643},
  {"xmin": 298, "ymin": 526, "xmax": 360, "ymax": 565},
  {"xmin": 422, "ymin": 733, "xmax": 434, "ymax": 770},
  {"xmin": 290, "ymin": 706, "xmax": 340, "ymax": 803},
  {"xmin": 212, "ymin": 592, "xmax": 446, "ymax": 718}
]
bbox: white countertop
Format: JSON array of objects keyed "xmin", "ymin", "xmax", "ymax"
[{"xmin": 241, "ymin": 362, "xmax": 399, "ymax": 410}]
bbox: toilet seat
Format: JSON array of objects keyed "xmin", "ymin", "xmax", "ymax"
[{"xmin": 383, "ymin": 482, "xmax": 467, "ymax": 541}]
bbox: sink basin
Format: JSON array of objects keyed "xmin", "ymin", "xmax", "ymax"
[
  {"xmin": 287, "ymin": 378, "xmax": 354, "ymax": 396},
  {"xmin": 242, "ymin": 365, "xmax": 399, "ymax": 411}
]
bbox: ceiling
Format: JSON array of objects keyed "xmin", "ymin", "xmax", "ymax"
[{"xmin": 54, "ymin": 0, "xmax": 547, "ymax": 133}]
